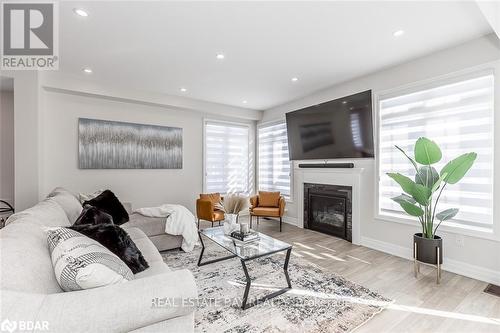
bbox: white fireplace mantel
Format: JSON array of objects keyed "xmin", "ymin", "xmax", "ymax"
[{"xmin": 295, "ymin": 166, "xmax": 365, "ymax": 245}]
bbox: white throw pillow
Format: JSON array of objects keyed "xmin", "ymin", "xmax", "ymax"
[
  {"xmin": 79, "ymin": 189, "xmax": 104, "ymax": 204},
  {"xmin": 46, "ymin": 227, "xmax": 133, "ymax": 291}
]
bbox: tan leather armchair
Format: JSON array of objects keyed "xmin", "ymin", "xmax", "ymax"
[
  {"xmin": 196, "ymin": 193, "xmax": 225, "ymax": 229},
  {"xmin": 249, "ymin": 191, "xmax": 286, "ymax": 232}
]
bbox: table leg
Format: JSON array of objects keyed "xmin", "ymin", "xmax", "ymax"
[
  {"xmin": 241, "ymin": 259, "xmax": 251, "ymax": 309},
  {"xmin": 197, "ymin": 232, "xmax": 236, "ymax": 266},
  {"xmin": 239, "ymin": 248, "xmax": 293, "ymax": 310}
]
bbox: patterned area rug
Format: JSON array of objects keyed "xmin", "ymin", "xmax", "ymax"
[{"xmin": 162, "ymin": 243, "xmax": 391, "ymax": 333}]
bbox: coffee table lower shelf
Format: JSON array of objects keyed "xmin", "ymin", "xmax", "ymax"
[{"xmin": 197, "ymin": 232, "xmax": 292, "ymax": 310}]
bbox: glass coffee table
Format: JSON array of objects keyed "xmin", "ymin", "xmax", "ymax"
[{"xmin": 198, "ymin": 226, "xmax": 292, "ymax": 309}]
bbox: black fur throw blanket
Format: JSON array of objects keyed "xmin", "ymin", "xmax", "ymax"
[
  {"xmin": 70, "ymin": 223, "xmax": 149, "ymax": 274},
  {"xmin": 74, "ymin": 205, "xmax": 114, "ymax": 226},
  {"xmin": 83, "ymin": 190, "xmax": 129, "ymax": 225}
]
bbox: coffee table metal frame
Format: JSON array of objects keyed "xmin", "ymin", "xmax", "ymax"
[{"xmin": 197, "ymin": 229, "xmax": 292, "ymax": 310}]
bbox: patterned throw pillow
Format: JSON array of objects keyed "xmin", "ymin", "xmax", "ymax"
[
  {"xmin": 47, "ymin": 227, "xmax": 134, "ymax": 291},
  {"xmin": 79, "ymin": 189, "xmax": 104, "ymax": 204}
]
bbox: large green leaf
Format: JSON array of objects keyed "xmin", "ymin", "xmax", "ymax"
[
  {"xmin": 387, "ymin": 173, "xmax": 415, "ymax": 195},
  {"xmin": 431, "ymin": 172, "xmax": 447, "ymax": 192},
  {"xmin": 398, "ymin": 201, "xmax": 424, "ymax": 217},
  {"xmin": 395, "ymin": 145, "xmax": 418, "ymax": 171},
  {"xmin": 391, "ymin": 194, "xmax": 416, "ymax": 205},
  {"xmin": 414, "ymin": 137, "xmax": 442, "ymax": 165},
  {"xmin": 415, "ymin": 166, "xmax": 439, "ymax": 188},
  {"xmin": 411, "ymin": 183, "xmax": 432, "ymax": 206},
  {"xmin": 436, "ymin": 208, "xmax": 459, "ymax": 221},
  {"xmin": 440, "ymin": 152, "xmax": 477, "ymax": 184}
]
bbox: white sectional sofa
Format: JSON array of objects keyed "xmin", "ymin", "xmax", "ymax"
[{"xmin": 0, "ymin": 188, "xmax": 197, "ymax": 333}]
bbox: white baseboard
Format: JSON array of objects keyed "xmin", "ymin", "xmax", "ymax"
[
  {"xmin": 361, "ymin": 236, "xmax": 500, "ymax": 286},
  {"xmin": 283, "ymin": 216, "xmax": 298, "ymax": 226}
]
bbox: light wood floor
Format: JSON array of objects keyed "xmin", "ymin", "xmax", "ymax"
[{"xmin": 199, "ymin": 218, "xmax": 500, "ymax": 333}]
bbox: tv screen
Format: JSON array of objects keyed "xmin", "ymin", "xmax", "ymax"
[{"xmin": 286, "ymin": 90, "xmax": 374, "ymax": 160}]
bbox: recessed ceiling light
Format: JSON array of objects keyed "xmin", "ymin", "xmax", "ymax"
[
  {"xmin": 342, "ymin": 101, "xmax": 347, "ymax": 104},
  {"xmin": 291, "ymin": 77, "xmax": 299, "ymax": 82},
  {"xmin": 216, "ymin": 53, "xmax": 225, "ymax": 60},
  {"xmin": 180, "ymin": 87, "xmax": 187, "ymax": 92},
  {"xmin": 82, "ymin": 67, "xmax": 92, "ymax": 74},
  {"xmin": 393, "ymin": 29, "xmax": 405, "ymax": 37},
  {"xmin": 73, "ymin": 8, "xmax": 89, "ymax": 17},
  {"xmin": 242, "ymin": 100, "xmax": 248, "ymax": 104}
]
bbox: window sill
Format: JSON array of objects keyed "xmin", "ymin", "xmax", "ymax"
[{"xmin": 374, "ymin": 213, "xmax": 498, "ymax": 242}]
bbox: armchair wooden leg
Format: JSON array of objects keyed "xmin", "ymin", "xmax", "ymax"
[
  {"xmin": 280, "ymin": 217, "xmax": 282, "ymax": 232},
  {"xmin": 198, "ymin": 218, "xmax": 200, "ymax": 229},
  {"xmin": 250, "ymin": 215, "xmax": 252, "ymax": 229},
  {"xmin": 257, "ymin": 217, "xmax": 259, "ymax": 225}
]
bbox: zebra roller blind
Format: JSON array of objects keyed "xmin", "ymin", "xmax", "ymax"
[
  {"xmin": 258, "ymin": 122, "xmax": 291, "ymax": 198},
  {"xmin": 378, "ymin": 74, "xmax": 494, "ymax": 229},
  {"xmin": 204, "ymin": 121, "xmax": 250, "ymax": 195}
]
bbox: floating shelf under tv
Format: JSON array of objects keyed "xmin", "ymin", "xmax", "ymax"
[{"xmin": 298, "ymin": 163, "xmax": 354, "ymax": 169}]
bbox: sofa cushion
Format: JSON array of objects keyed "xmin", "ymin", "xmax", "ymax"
[
  {"xmin": 1, "ymin": 220, "xmax": 63, "ymax": 293},
  {"xmin": 83, "ymin": 190, "xmax": 129, "ymax": 225},
  {"xmin": 125, "ymin": 227, "xmax": 163, "ymax": 264},
  {"xmin": 134, "ymin": 261, "xmax": 171, "ymax": 279},
  {"xmin": 124, "ymin": 214, "xmax": 167, "ymax": 236},
  {"xmin": 199, "ymin": 193, "xmax": 221, "ymax": 205},
  {"xmin": 70, "ymin": 223, "xmax": 149, "ymax": 274},
  {"xmin": 47, "ymin": 187, "xmax": 83, "ymax": 224},
  {"xmin": 258, "ymin": 191, "xmax": 280, "ymax": 207},
  {"xmin": 47, "ymin": 227, "xmax": 134, "ymax": 291},
  {"xmin": 6, "ymin": 198, "xmax": 70, "ymax": 227},
  {"xmin": 251, "ymin": 207, "xmax": 280, "ymax": 217},
  {"xmin": 148, "ymin": 234, "xmax": 183, "ymax": 252}
]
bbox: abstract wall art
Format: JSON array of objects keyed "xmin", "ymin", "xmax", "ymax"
[{"xmin": 78, "ymin": 118, "xmax": 182, "ymax": 169}]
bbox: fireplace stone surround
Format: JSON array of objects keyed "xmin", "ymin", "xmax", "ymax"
[{"xmin": 296, "ymin": 166, "xmax": 364, "ymax": 245}]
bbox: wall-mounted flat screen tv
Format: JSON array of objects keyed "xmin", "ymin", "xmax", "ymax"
[{"xmin": 285, "ymin": 90, "xmax": 374, "ymax": 160}]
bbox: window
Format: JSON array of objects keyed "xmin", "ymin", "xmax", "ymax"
[
  {"xmin": 258, "ymin": 122, "xmax": 291, "ymax": 199},
  {"xmin": 204, "ymin": 121, "xmax": 250, "ymax": 195},
  {"xmin": 378, "ymin": 73, "xmax": 494, "ymax": 230}
]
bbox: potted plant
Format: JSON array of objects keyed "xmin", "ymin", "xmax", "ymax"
[
  {"xmin": 387, "ymin": 137, "xmax": 476, "ymax": 265},
  {"xmin": 215, "ymin": 195, "xmax": 249, "ymax": 235}
]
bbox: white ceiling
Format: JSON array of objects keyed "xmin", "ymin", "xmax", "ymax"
[{"xmin": 59, "ymin": 1, "xmax": 493, "ymax": 110}]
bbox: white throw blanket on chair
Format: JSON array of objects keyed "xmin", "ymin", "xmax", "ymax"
[{"xmin": 133, "ymin": 204, "xmax": 199, "ymax": 252}]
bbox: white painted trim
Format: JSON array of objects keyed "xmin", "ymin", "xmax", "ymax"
[
  {"xmin": 283, "ymin": 216, "xmax": 298, "ymax": 226},
  {"xmin": 361, "ymin": 236, "xmax": 500, "ymax": 285},
  {"xmin": 374, "ymin": 213, "xmax": 499, "ymax": 242}
]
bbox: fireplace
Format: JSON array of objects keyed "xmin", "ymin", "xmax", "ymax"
[{"xmin": 303, "ymin": 183, "xmax": 352, "ymax": 242}]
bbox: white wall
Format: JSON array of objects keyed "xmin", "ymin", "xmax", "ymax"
[
  {"xmin": 0, "ymin": 90, "xmax": 15, "ymax": 206},
  {"xmin": 39, "ymin": 88, "xmax": 256, "ymax": 213},
  {"xmin": 0, "ymin": 71, "xmax": 41, "ymax": 211},
  {"xmin": 262, "ymin": 34, "xmax": 500, "ymax": 284}
]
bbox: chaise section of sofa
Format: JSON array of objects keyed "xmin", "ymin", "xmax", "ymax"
[
  {"xmin": 122, "ymin": 212, "xmax": 183, "ymax": 251},
  {"xmin": 0, "ymin": 188, "xmax": 197, "ymax": 333}
]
